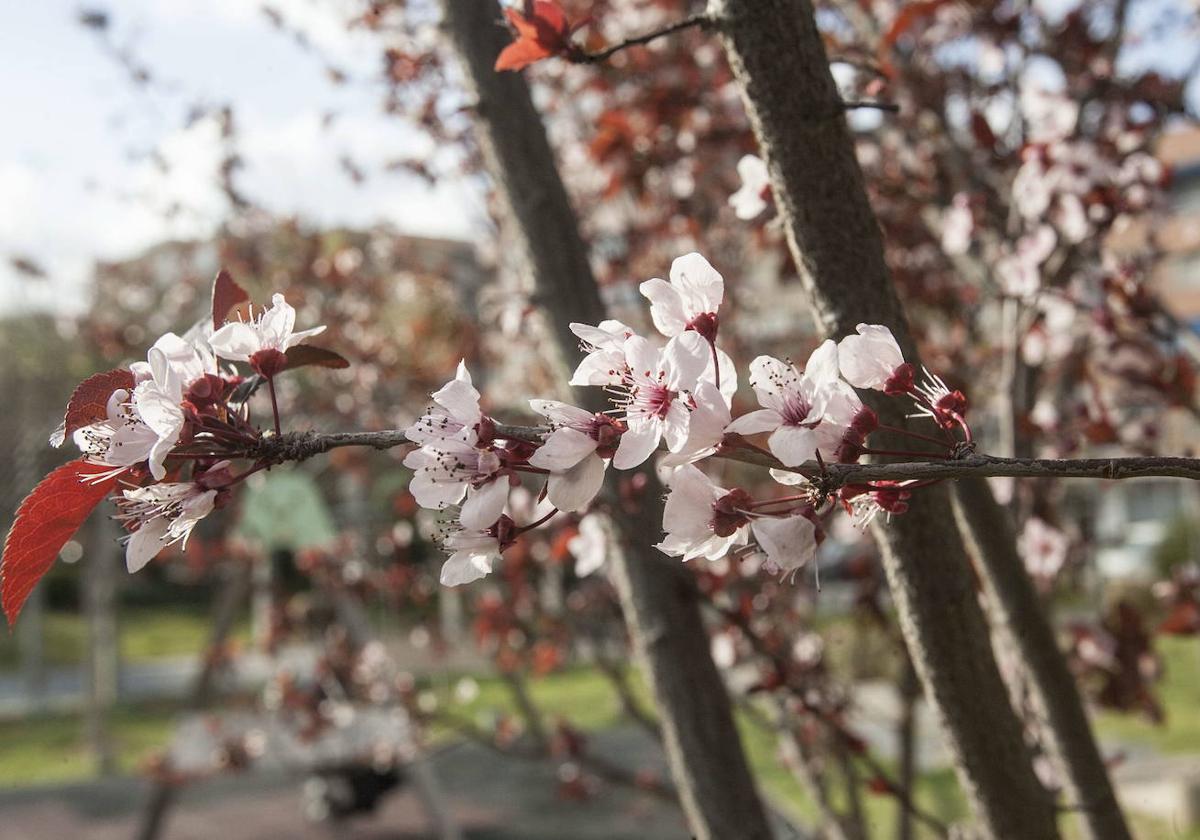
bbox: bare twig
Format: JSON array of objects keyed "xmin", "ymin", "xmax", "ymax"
[
  {"xmin": 569, "ymin": 13, "xmax": 714, "ymax": 64},
  {"xmin": 841, "ymin": 100, "xmax": 900, "ymax": 113}
]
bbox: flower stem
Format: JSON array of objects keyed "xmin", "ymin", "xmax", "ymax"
[
  {"xmin": 517, "ymin": 507, "xmax": 560, "ymax": 534},
  {"xmin": 709, "ymin": 340, "xmax": 721, "ymax": 391},
  {"xmin": 861, "ymin": 447, "xmax": 949, "ymax": 459},
  {"xmin": 876, "ymin": 424, "xmax": 954, "ymax": 450},
  {"xmin": 266, "ymin": 375, "xmax": 282, "ymax": 437}
]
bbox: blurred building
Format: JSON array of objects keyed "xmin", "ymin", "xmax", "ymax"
[{"xmin": 1092, "ymin": 127, "xmax": 1200, "ymax": 580}]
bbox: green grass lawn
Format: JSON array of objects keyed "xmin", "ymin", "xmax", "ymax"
[
  {"xmin": 0, "ymin": 702, "xmax": 176, "ymax": 787},
  {"xmin": 0, "ymin": 607, "xmax": 252, "ymax": 670},
  {"xmin": 1, "ymin": 629, "xmax": 1198, "ymax": 837}
]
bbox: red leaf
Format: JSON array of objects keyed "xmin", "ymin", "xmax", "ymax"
[
  {"xmin": 494, "ymin": 2, "xmax": 572, "ymax": 72},
  {"xmin": 495, "ymin": 38, "xmax": 556, "ymax": 71},
  {"xmin": 2, "ymin": 462, "xmax": 119, "ymax": 625},
  {"xmin": 877, "ymin": 0, "xmax": 953, "ymax": 77},
  {"xmin": 283, "ymin": 345, "xmax": 351, "ymax": 370},
  {"xmin": 211, "ymin": 269, "xmax": 251, "ymax": 331},
  {"xmin": 60, "ymin": 368, "xmax": 136, "ymax": 443},
  {"xmin": 1159, "ymin": 600, "xmax": 1200, "ymax": 636}
]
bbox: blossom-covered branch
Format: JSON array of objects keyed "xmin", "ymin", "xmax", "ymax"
[
  {"xmin": 5, "ymin": 255, "xmax": 1199, "ymax": 618},
  {"xmin": 257, "ymin": 427, "xmax": 1200, "ymax": 484}
]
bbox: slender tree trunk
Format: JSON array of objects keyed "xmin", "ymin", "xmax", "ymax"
[
  {"xmin": 708, "ymin": 1, "xmax": 1059, "ymax": 836},
  {"xmin": 896, "ymin": 660, "xmax": 920, "ymax": 840},
  {"xmin": 137, "ymin": 563, "xmax": 250, "ymax": 840},
  {"xmin": 439, "ymin": 4, "xmax": 773, "ymax": 837},
  {"xmin": 952, "ymin": 480, "xmax": 1131, "ymax": 840}
]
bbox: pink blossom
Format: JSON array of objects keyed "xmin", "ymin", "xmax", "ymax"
[
  {"xmin": 638, "ymin": 253, "xmax": 736, "ymax": 400},
  {"xmin": 607, "ymin": 333, "xmax": 709, "ymax": 469},
  {"xmin": 438, "ymin": 515, "xmax": 516, "ymax": 586},
  {"xmin": 132, "ymin": 332, "xmax": 218, "ymax": 479},
  {"xmin": 526, "ymin": 400, "xmax": 621, "ymax": 511},
  {"xmin": 403, "ymin": 439, "xmax": 509, "ymax": 530},
  {"xmin": 837, "ymin": 324, "xmax": 912, "ymax": 394},
  {"xmin": 406, "ymin": 360, "xmax": 483, "ymax": 446},
  {"xmin": 728, "ymin": 154, "xmax": 770, "ymax": 220},
  {"xmin": 656, "ymin": 464, "xmax": 819, "ymax": 572},
  {"xmin": 725, "ymin": 341, "xmax": 860, "ymax": 466},
  {"xmin": 115, "ymin": 472, "xmax": 224, "ymax": 572},
  {"xmin": 209, "ymin": 293, "xmax": 325, "ymax": 376},
  {"xmin": 567, "ymin": 319, "xmax": 636, "ymax": 388}
]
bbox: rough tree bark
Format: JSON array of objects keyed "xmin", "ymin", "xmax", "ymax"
[
  {"xmin": 952, "ymin": 481, "xmax": 1131, "ymax": 840},
  {"xmin": 439, "ymin": 3, "xmax": 774, "ymax": 838},
  {"xmin": 708, "ymin": 0, "xmax": 1060, "ymax": 836}
]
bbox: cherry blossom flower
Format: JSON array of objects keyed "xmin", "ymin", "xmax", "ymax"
[
  {"xmin": 132, "ymin": 332, "xmax": 218, "ymax": 479},
  {"xmin": 607, "ymin": 333, "xmax": 709, "ymax": 469},
  {"xmin": 639, "ymin": 253, "xmax": 736, "ymax": 399},
  {"xmin": 725, "ymin": 342, "xmax": 860, "ymax": 466},
  {"xmin": 837, "ymin": 324, "xmax": 913, "ymax": 394},
  {"xmin": 209, "ymin": 293, "xmax": 326, "ymax": 377},
  {"xmin": 568, "ymin": 319, "xmax": 636, "ymax": 387},
  {"xmin": 729, "ymin": 154, "xmax": 770, "ymax": 220},
  {"xmin": 941, "ymin": 194, "xmax": 973, "ymax": 255},
  {"xmin": 115, "ymin": 463, "xmax": 230, "ymax": 572},
  {"xmin": 406, "ymin": 360, "xmax": 483, "ymax": 446},
  {"xmin": 438, "ymin": 515, "xmax": 516, "ymax": 586},
  {"xmin": 1019, "ymin": 516, "xmax": 1070, "ymax": 580},
  {"xmin": 73, "ymin": 388, "xmax": 160, "ymax": 480},
  {"xmin": 639, "ymin": 252, "xmax": 724, "ymax": 341},
  {"xmin": 526, "ymin": 400, "xmax": 621, "ymax": 511},
  {"xmin": 996, "ymin": 226, "xmax": 1056, "ymax": 299},
  {"xmin": 656, "ymin": 465, "xmax": 819, "ymax": 571},
  {"xmin": 661, "ymin": 381, "xmax": 730, "ymax": 467},
  {"xmin": 842, "ymin": 481, "xmax": 913, "ymax": 526},
  {"xmin": 402, "ymin": 439, "xmax": 510, "ymax": 530},
  {"xmin": 911, "ymin": 368, "xmax": 969, "ymax": 430},
  {"xmin": 567, "ymin": 513, "xmax": 610, "ymax": 577}
]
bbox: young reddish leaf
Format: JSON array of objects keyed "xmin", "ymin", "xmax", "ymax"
[
  {"xmin": 283, "ymin": 345, "xmax": 351, "ymax": 370},
  {"xmin": 59, "ymin": 368, "xmax": 136, "ymax": 444},
  {"xmin": 2, "ymin": 461, "xmax": 120, "ymax": 625},
  {"xmin": 495, "ymin": 1, "xmax": 572, "ymax": 72},
  {"xmin": 877, "ymin": 0, "xmax": 952, "ymax": 77},
  {"xmin": 211, "ymin": 269, "xmax": 251, "ymax": 331}
]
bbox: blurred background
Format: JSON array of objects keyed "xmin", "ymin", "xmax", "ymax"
[{"xmin": 4, "ymin": 1, "xmax": 1200, "ymax": 838}]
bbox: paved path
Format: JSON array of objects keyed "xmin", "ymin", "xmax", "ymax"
[{"xmin": 0, "ymin": 728, "xmax": 805, "ymax": 840}]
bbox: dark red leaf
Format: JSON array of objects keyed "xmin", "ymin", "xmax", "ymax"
[
  {"xmin": 211, "ymin": 269, "xmax": 251, "ymax": 331},
  {"xmin": 2, "ymin": 462, "xmax": 120, "ymax": 625},
  {"xmin": 495, "ymin": 38, "xmax": 556, "ymax": 72},
  {"xmin": 1159, "ymin": 600, "xmax": 1200, "ymax": 636},
  {"xmin": 283, "ymin": 345, "xmax": 351, "ymax": 370},
  {"xmin": 495, "ymin": 2, "xmax": 572, "ymax": 72},
  {"xmin": 60, "ymin": 368, "xmax": 136, "ymax": 443}
]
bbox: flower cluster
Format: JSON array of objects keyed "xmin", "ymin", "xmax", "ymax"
[
  {"xmin": 66, "ymin": 287, "xmax": 327, "ymax": 572},
  {"xmin": 406, "ymin": 252, "xmax": 973, "ymax": 586}
]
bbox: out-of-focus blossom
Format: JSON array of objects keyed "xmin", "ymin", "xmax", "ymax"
[{"xmin": 729, "ymin": 154, "xmax": 770, "ymax": 220}]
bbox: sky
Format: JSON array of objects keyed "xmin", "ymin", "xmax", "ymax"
[
  {"xmin": 3, "ymin": 1, "xmax": 1198, "ymax": 317},
  {"xmin": 0, "ymin": 0, "xmax": 484, "ymax": 315}
]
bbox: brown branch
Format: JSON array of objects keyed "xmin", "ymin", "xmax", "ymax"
[
  {"xmin": 568, "ymin": 14, "xmax": 714, "ymax": 64},
  {"xmin": 841, "ymin": 100, "xmax": 900, "ymax": 113},
  {"xmin": 594, "ymin": 656, "xmax": 662, "ymax": 743},
  {"xmin": 256, "ymin": 426, "xmax": 1200, "ymax": 484}
]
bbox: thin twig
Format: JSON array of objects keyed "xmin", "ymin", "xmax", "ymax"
[
  {"xmin": 569, "ymin": 13, "xmax": 713, "ymax": 64},
  {"xmin": 842, "ymin": 100, "xmax": 900, "ymax": 113}
]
